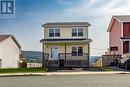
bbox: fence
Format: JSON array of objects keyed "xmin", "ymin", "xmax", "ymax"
[
  {"xmin": 27, "ymin": 63, "xmax": 42, "ymax": 68},
  {"xmin": 102, "ymin": 55, "xmax": 121, "ymax": 67}
]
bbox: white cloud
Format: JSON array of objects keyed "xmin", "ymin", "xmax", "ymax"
[
  {"xmin": 24, "ymin": 0, "xmax": 130, "ymax": 55},
  {"xmin": 51, "ymin": 0, "xmax": 130, "ymax": 56}
]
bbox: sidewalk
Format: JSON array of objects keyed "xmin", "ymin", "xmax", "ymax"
[{"xmin": 0, "ymin": 71, "xmax": 130, "ymax": 77}]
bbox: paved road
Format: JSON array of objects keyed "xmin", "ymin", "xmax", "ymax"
[{"xmin": 0, "ymin": 74, "xmax": 130, "ymax": 87}]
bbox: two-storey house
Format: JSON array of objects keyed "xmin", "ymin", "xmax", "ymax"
[
  {"xmin": 40, "ymin": 22, "xmax": 92, "ymax": 67},
  {"xmin": 108, "ymin": 15, "xmax": 130, "ymax": 56}
]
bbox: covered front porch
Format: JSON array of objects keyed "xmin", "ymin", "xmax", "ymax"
[{"xmin": 41, "ymin": 38, "xmax": 92, "ymax": 67}]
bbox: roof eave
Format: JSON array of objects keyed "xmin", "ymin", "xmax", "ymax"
[{"xmin": 42, "ymin": 22, "xmax": 91, "ymax": 28}]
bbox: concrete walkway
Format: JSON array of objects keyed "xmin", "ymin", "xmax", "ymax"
[{"xmin": 0, "ymin": 71, "xmax": 130, "ymax": 77}]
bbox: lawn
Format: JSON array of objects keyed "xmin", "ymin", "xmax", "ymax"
[
  {"xmin": 0, "ymin": 67, "xmax": 48, "ymax": 73},
  {"xmin": 88, "ymin": 67, "xmax": 114, "ymax": 71}
]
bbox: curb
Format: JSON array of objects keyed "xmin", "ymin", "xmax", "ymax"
[{"xmin": 0, "ymin": 71, "xmax": 130, "ymax": 77}]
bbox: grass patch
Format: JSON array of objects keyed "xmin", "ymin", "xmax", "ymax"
[
  {"xmin": 0, "ymin": 67, "xmax": 48, "ymax": 74},
  {"xmin": 88, "ymin": 67, "xmax": 114, "ymax": 71}
]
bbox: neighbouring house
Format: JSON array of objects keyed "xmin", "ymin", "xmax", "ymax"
[
  {"xmin": 40, "ymin": 22, "xmax": 92, "ymax": 68},
  {"xmin": 0, "ymin": 35, "xmax": 22, "ymax": 68},
  {"xmin": 107, "ymin": 15, "xmax": 130, "ymax": 56}
]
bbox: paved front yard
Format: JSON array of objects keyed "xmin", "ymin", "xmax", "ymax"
[
  {"xmin": 48, "ymin": 67, "xmax": 114, "ymax": 72},
  {"xmin": 48, "ymin": 66, "xmax": 130, "ymax": 72}
]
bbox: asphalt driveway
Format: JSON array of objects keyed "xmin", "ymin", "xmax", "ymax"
[{"xmin": 48, "ymin": 66, "xmax": 130, "ymax": 72}]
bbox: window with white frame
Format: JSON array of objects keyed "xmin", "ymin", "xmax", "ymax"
[
  {"xmin": 72, "ymin": 28, "xmax": 83, "ymax": 37},
  {"xmin": 72, "ymin": 46, "xmax": 83, "ymax": 56},
  {"xmin": 49, "ymin": 29, "xmax": 60, "ymax": 37}
]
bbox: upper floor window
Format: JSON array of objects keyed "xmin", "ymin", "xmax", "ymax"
[
  {"xmin": 49, "ymin": 29, "xmax": 60, "ymax": 37},
  {"xmin": 72, "ymin": 28, "xmax": 83, "ymax": 37}
]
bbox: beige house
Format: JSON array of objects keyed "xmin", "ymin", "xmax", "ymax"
[{"xmin": 40, "ymin": 22, "xmax": 92, "ymax": 67}]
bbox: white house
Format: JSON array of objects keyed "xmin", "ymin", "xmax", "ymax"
[{"xmin": 0, "ymin": 35, "xmax": 21, "ymax": 68}]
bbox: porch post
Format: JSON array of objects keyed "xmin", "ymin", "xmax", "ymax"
[
  {"xmin": 65, "ymin": 43, "xmax": 66, "ymax": 61},
  {"xmin": 129, "ymin": 41, "xmax": 130, "ymax": 53},
  {"xmin": 88, "ymin": 43, "xmax": 90, "ymax": 67},
  {"xmin": 42, "ymin": 42, "xmax": 44, "ymax": 67}
]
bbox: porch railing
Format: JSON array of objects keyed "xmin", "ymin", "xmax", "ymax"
[
  {"xmin": 43, "ymin": 53, "xmax": 49, "ymax": 60},
  {"xmin": 42, "ymin": 53, "xmax": 89, "ymax": 67},
  {"xmin": 59, "ymin": 53, "xmax": 89, "ymax": 60},
  {"xmin": 59, "ymin": 53, "xmax": 89, "ymax": 67},
  {"xmin": 42, "ymin": 53, "xmax": 49, "ymax": 66}
]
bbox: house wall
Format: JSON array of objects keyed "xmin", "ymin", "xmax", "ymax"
[
  {"xmin": 44, "ymin": 43, "xmax": 88, "ymax": 60},
  {"xmin": 123, "ymin": 23, "xmax": 130, "ymax": 37},
  {"xmin": 0, "ymin": 37, "xmax": 20, "ymax": 68},
  {"xmin": 109, "ymin": 19, "xmax": 122, "ymax": 55},
  {"xmin": 44, "ymin": 26, "xmax": 88, "ymax": 39}
]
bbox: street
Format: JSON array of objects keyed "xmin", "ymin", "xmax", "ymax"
[{"xmin": 0, "ymin": 74, "xmax": 130, "ymax": 87}]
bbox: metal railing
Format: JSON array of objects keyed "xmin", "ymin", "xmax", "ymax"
[
  {"xmin": 42, "ymin": 53, "xmax": 89, "ymax": 67},
  {"xmin": 59, "ymin": 53, "xmax": 88, "ymax": 60},
  {"xmin": 59, "ymin": 53, "xmax": 89, "ymax": 67}
]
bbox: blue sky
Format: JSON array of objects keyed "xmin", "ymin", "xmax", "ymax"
[{"xmin": 0, "ymin": 0, "xmax": 130, "ymax": 56}]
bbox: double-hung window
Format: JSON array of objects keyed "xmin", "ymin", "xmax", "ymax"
[
  {"xmin": 72, "ymin": 28, "xmax": 83, "ymax": 37},
  {"xmin": 78, "ymin": 28, "xmax": 83, "ymax": 36},
  {"xmin": 49, "ymin": 29, "xmax": 60, "ymax": 37},
  {"xmin": 72, "ymin": 46, "xmax": 83, "ymax": 56}
]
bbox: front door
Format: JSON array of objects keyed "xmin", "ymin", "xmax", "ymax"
[{"xmin": 51, "ymin": 46, "xmax": 59, "ymax": 60}]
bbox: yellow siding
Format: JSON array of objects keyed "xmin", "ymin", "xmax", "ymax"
[
  {"xmin": 44, "ymin": 43, "xmax": 88, "ymax": 54},
  {"xmin": 44, "ymin": 26, "xmax": 88, "ymax": 39}
]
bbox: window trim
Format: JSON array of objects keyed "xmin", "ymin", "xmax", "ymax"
[
  {"xmin": 71, "ymin": 46, "xmax": 83, "ymax": 56},
  {"xmin": 72, "ymin": 27, "xmax": 83, "ymax": 37},
  {"xmin": 49, "ymin": 28, "xmax": 60, "ymax": 37}
]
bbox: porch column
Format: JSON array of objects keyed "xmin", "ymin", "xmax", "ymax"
[
  {"xmin": 65, "ymin": 43, "xmax": 66, "ymax": 61},
  {"xmin": 129, "ymin": 41, "xmax": 130, "ymax": 53},
  {"xmin": 42, "ymin": 42, "xmax": 44, "ymax": 67},
  {"xmin": 88, "ymin": 43, "xmax": 90, "ymax": 67}
]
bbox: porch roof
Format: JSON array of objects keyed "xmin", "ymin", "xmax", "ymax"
[{"xmin": 40, "ymin": 38, "xmax": 92, "ymax": 44}]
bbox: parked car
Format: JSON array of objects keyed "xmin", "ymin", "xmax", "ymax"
[{"xmin": 118, "ymin": 54, "xmax": 130, "ymax": 69}]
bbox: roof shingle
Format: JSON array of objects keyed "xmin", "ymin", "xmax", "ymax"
[
  {"xmin": 0, "ymin": 35, "xmax": 11, "ymax": 42},
  {"xmin": 42, "ymin": 22, "xmax": 91, "ymax": 28},
  {"xmin": 114, "ymin": 15, "xmax": 130, "ymax": 22}
]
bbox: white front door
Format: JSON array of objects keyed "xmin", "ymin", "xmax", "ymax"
[{"xmin": 51, "ymin": 46, "xmax": 59, "ymax": 60}]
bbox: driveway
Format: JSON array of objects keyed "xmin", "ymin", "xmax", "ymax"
[
  {"xmin": 48, "ymin": 66, "xmax": 130, "ymax": 72},
  {"xmin": 48, "ymin": 67, "xmax": 86, "ymax": 72}
]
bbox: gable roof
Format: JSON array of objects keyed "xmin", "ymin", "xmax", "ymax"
[
  {"xmin": 107, "ymin": 15, "xmax": 130, "ymax": 32},
  {"xmin": 0, "ymin": 35, "xmax": 11, "ymax": 42},
  {"xmin": 42, "ymin": 22, "xmax": 91, "ymax": 28},
  {"xmin": 0, "ymin": 35, "xmax": 21, "ymax": 49}
]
